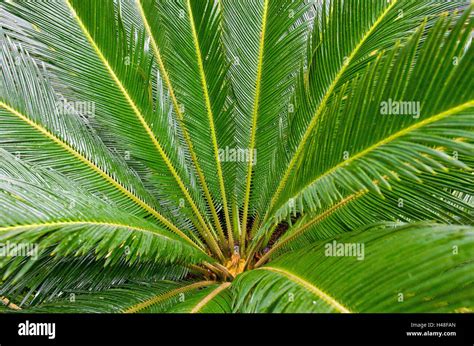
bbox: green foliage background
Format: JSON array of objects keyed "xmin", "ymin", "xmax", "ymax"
[{"xmin": 0, "ymin": 0, "xmax": 472, "ymax": 313}]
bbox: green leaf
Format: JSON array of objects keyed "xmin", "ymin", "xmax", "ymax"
[
  {"xmin": 0, "ymin": 29, "xmax": 197, "ymax": 242},
  {"xmin": 235, "ymin": 223, "xmax": 474, "ymax": 312},
  {"xmin": 0, "ymin": 250, "xmax": 189, "ymax": 307},
  {"xmin": 164, "ymin": 282, "xmax": 232, "ymax": 313},
  {"xmin": 255, "ymin": 167, "xmax": 473, "ymax": 263}
]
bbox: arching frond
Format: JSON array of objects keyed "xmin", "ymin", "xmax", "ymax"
[
  {"xmin": 0, "ymin": 149, "xmax": 209, "ymax": 272},
  {"xmin": 267, "ymin": 9, "xmax": 473, "ymax": 224},
  {"xmin": 138, "ymin": 0, "xmax": 235, "ymax": 251},
  {"xmin": 0, "ymin": 250, "xmax": 189, "ymax": 307},
  {"xmin": 22, "ymin": 280, "xmax": 217, "ymax": 313},
  {"xmin": 220, "ymin": 0, "xmax": 310, "ymax": 247},
  {"xmin": 234, "ymin": 223, "xmax": 474, "ymax": 312}
]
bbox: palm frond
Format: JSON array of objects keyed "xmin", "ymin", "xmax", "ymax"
[
  {"xmin": 20, "ymin": 280, "xmax": 216, "ymax": 313},
  {"xmin": 0, "ymin": 149, "xmax": 209, "ymax": 279},
  {"xmin": 220, "ymin": 0, "xmax": 310, "ymax": 247},
  {"xmin": 255, "ymin": 167, "xmax": 473, "ymax": 264},
  {"xmin": 0, "ymin": 250, "xmax": 189, "ymax": 307},
  {"xmin": 165, "ymin": 282, "xmax": 232, "ymax": 313},
  {"xmin": 267, "ymin": 8, "xmax": 473, "ymax": 224},
  {"xmin": 0, "ymin": 29, "xmax": 196, "ymax": 241},
  {"xmin": 234, "ymin": 223, "xmax": 474, "ymax": 312}
]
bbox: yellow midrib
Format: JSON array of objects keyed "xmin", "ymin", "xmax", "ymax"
[
  {"xmin": 65, "ymin": 0, "xmax": 213, "ymax": 253},
  {"xmin": 0, "ymin": 220, "xmax": 179, "ymax": 242},
  {"xmin": 260, "ymin": 267, "xmax": 351, "ymax": 313},
  {"xmin": 124, "ymin": 281, "xmax": 215, "ymax": 313},
  {"xmin": 285, "ymin": 190, "xmax": 367, "ymax": 242},
  {"xmin": 190, "ymin": 282, "xmax": 231, "ymax": 313},
  {"xmin": 186, "ymin": 0, "xmax": 233, "ymax": 245},
  {"xmin": 241, "ymin": 0, "xmax": 270, "ymax": 244},
  {"xmin": 269, "ymin": 0, "xmax": 399, "ymax": 212}
]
